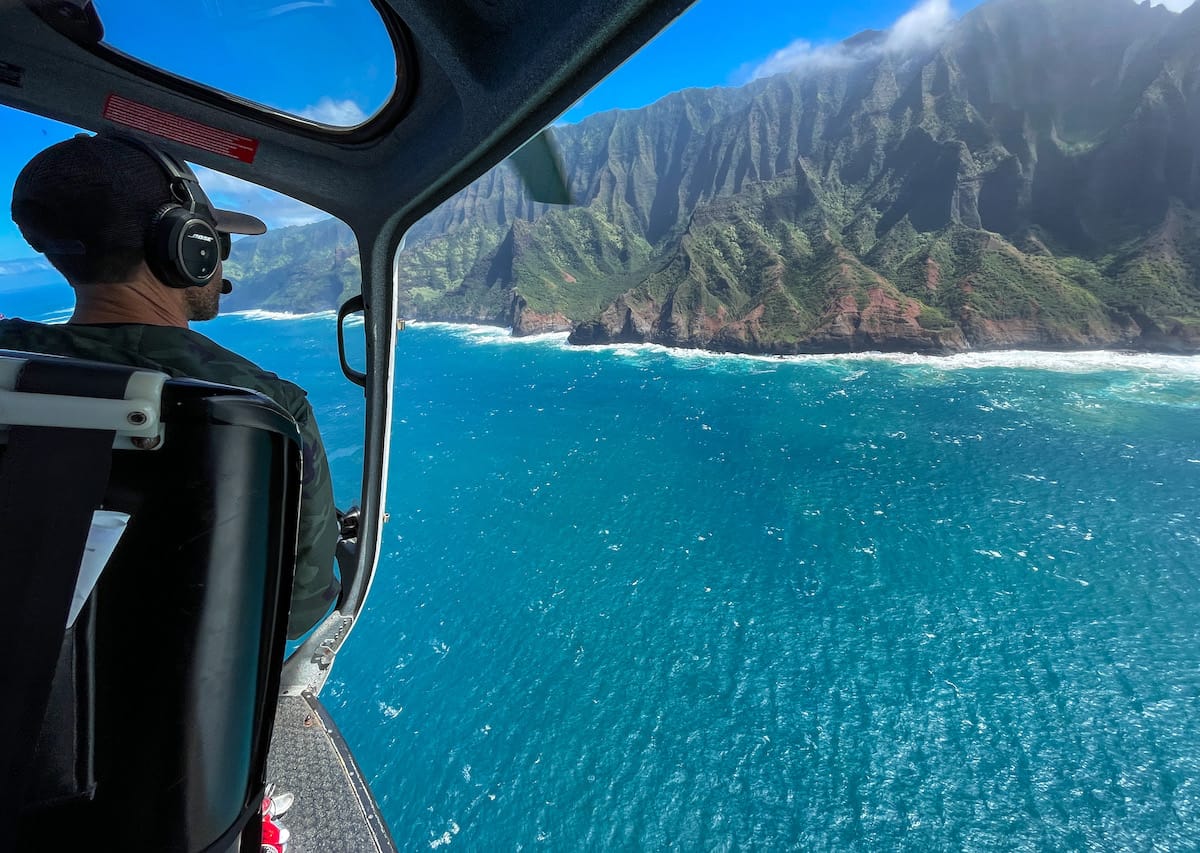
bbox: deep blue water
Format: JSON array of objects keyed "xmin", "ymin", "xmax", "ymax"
[{"xmin": 7, "ymin": 287, "xmax": 1200, "ymax": 850}]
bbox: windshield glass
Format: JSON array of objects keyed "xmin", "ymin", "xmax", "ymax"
[{"xmin": 94, "ymin": 0, "xmax": 398, "ymax": 126}]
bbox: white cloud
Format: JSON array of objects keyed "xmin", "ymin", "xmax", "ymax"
[
  {"xmin": 743, "ymin": 39, "xmax": 858, "ymax": 82},
  {"xmin": 741, "ymin": 0, "xmax": 955, "ymax": 83},
  {"xmin": 887, "ymin": 0, "xmax": 954, "ymax": 52},
  {"xmin": 191, "ymin": 165, "xmax": 331, "ymax": 230},
  {"xmin": 1150, "ymin": 0, "xmax": 1194, "ymax": 10},
  {"xmin": 297, "ymin": 97, "xmax": 367, "ymax": 126}
]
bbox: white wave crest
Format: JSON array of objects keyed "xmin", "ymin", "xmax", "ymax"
[
  {"xmin": 36, "ymin": 308, "xmax": 73, "ymax": 325},
  {"xmin": 878, "ymin": 350, "xmax": 1200, "ymax": 376},
  {"xmin": 572, "ymin": 342, "xmax": 1200, "ymax": 377},
  {"xmin": 409, "ymin": 321, "xmax": 570, "ymax": 346},
  {"xmin": 408, "ymin": 321, "xmax": 503, "ymax": 334},
  {"xmin": 227, "ymin": 308, "xmax": 337, "ymax": 322},
  {"xmin": 393, "ymin": 322, "xmax": 1200, "ymax": 377}
]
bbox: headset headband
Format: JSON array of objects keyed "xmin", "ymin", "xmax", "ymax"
[{"xmin": 105, "ymin": 134, "xmax": 216, "ymax": 224}]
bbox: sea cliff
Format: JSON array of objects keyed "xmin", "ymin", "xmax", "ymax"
[{"xmin": 225, "ymin": 0, "xmax": 1200, "ymax": 355}]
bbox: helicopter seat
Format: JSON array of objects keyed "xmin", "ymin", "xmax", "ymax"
[{"xmin": 0, "ymin": 350, "xmax": 301, "ymax": 852}]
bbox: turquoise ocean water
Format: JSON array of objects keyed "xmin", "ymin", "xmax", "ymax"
[{"xmin": 7, "ymin": 286, "xmax": 1200, "ymax": 850}]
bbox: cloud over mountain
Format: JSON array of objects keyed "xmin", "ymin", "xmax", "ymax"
[
  {"xmin": 887, "ymin": 0, "xmax": 954, "ymax": 52},
  {"xmin": 742, "ymin": 0, "xmax": 956, "ymax": 82}
]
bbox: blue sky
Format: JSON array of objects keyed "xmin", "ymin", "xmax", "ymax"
[{"xmin": 0, "ymin": 0, "xmax": 1192, "ymax": 265}]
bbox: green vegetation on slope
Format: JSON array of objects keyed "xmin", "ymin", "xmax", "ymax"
[{"xmin": 227, "ymin": 0, "xmax": 1200, "ymax": 353}]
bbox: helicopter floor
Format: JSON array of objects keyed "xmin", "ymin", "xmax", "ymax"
[{"xmin": 265, "ymin": 692, "xmax": 396, "ymax": 852}]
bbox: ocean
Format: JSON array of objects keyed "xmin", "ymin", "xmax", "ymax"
[{"xmin": 7, "ymin": 286, "xmax": 1200, "ymax": 850}]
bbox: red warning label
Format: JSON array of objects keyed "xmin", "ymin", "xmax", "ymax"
[{"xmin": 103, "ymin": 94, "xmax": 260, "ymax": 163}]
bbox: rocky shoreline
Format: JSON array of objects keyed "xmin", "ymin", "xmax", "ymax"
[
  {"xmin": 516, "ymin": 292, "xmax": 1200, "ymax": 356},
  {"xmin": 412, "ymin": 298, "xmax": 1200, "ymax": 357}
]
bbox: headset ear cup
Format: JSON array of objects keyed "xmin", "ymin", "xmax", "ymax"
[
  {"xmin": 148, "ymin": 203, "xmax": 221, "ymax": 288},
  {"xmin": 147, "ymin": 203, "xmax": 189, "ymax": 289}
]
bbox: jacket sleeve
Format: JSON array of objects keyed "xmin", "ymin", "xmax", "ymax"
[{"xmin": 286, "ymin": 398, "xmax": 341, "ymax": 638}]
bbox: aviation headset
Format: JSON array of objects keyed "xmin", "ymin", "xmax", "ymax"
[{"xmin": 108, "ymin": 135, "xmax": 230, "ymax": 290}]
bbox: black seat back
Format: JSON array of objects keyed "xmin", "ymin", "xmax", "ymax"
[{"xmin": 0, "ymin": 353, "xmax": 300, "ymax": 852}]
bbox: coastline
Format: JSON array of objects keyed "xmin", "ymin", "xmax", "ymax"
[
  {"xmin": 405, "ymin": 321, "xmax": 1200, "ymax": 376},
  {"xmin": 406, "ymin": 314, "xmax": 1200, "ymax": 356}
]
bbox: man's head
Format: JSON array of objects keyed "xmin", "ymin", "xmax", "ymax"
[{"xmin": 11, "ymin": 134, "xmax": 266, "ymax": 312}]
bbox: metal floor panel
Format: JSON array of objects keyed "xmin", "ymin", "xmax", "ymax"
[{"xmin": 265, "ymin": 692, "xmax": 396, "ymax": 853}]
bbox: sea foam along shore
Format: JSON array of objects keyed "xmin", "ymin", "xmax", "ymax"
[
  {"xmin": 227, "ymin": 308, "xmax": 339, "ymax": 322},
  {"xmin": 405, "ymin": 321, "xmax": 1200, "ymax": 378}
]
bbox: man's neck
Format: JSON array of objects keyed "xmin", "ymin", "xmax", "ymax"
[{"xmin": 69, "ymin": 265, "xmax": 190, "ymax": 328}]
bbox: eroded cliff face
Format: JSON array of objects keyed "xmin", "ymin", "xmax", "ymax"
[
  {"xmin": 508, "ymin": 293, "xmax": 573, "ymax": 336},
  {"xmin": 229, "ymin": 0, "xmax": 1200, "ymax": 355},
  {"xmin": 570, "ymin": 286, "xmax": 970, "ymax": 353},
  {"xmin": 554, "ymin": 0, "xmax": 1200, "ymax": 354}
]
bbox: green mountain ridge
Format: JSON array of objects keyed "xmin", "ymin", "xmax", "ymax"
[{"xmin": 226, "ymin": 0, "xmax": 1200, "ymax": 354}]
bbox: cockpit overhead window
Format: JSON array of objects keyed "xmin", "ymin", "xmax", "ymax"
[{"xmin": 91, "ymin": 0, "xmax": 400, "ymax": 128}]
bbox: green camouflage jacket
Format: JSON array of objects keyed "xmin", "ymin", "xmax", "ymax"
[{"xmin": 0, "ymin": 318, "xmax": 339, "ymax": 637}]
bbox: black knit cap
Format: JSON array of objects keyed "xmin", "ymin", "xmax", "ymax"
[{"xmin": 11, "ymin": 134, "xmax": 266, "ymax": 261}]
